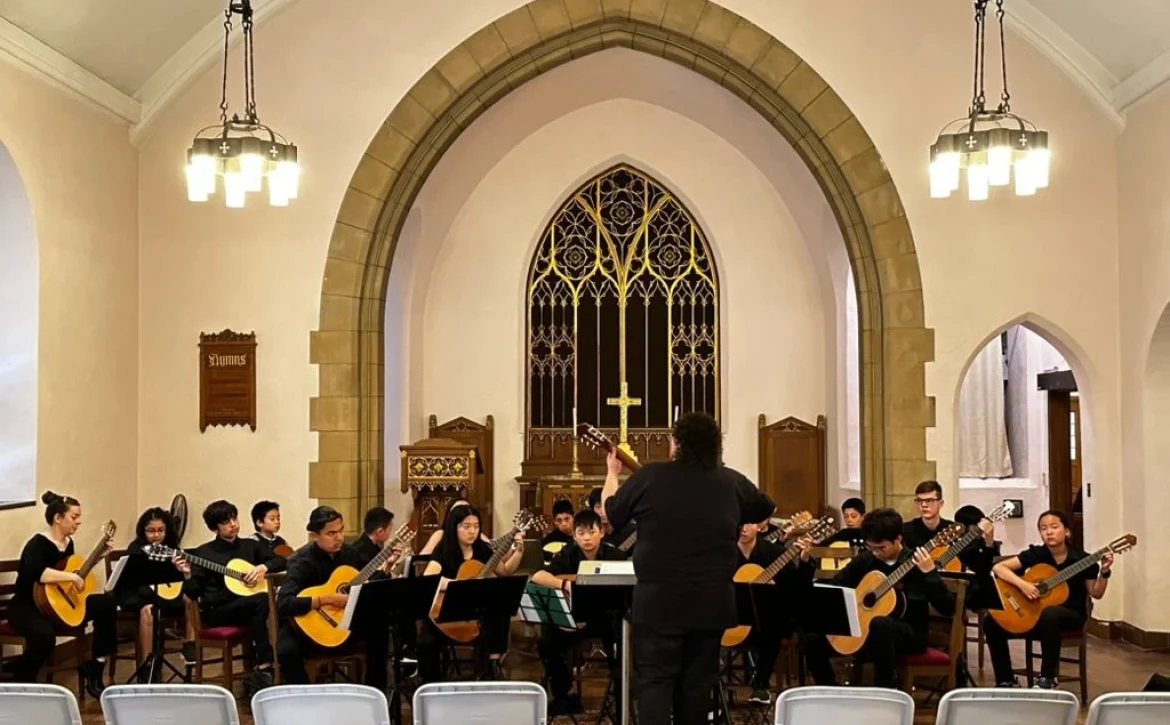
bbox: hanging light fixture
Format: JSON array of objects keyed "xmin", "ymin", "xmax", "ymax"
[
  {"xmin": 185, "ymin": 0, "xmax": 298, "ymax": 208},
  {"xmin": 929, "ymin": 0, "xmax": 1049, "ymax": 201}
]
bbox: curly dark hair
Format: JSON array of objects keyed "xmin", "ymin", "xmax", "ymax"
[{"xmin": 672, "ymin": 412, "xmax": 722, "ymax": 469}]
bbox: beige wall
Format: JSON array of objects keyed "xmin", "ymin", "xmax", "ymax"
[{"xmin": 0, "ymin": 61, "xmax": 138, "ymax": 560}]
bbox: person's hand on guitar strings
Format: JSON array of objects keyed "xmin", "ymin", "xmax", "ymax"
[
  {"xmin": 912, "ymin": 546, "xmax": 936, "ymax": 574},
  {"xmin": 69, "ymin": 572, "xmax": 86, "ymax": 591},
  {"xmin": 606, "ymin": 448, "xmax": 623, "ymax": 477},
  {"xmin": 978, "ymin": 518, "xmax": 995, "ymax": 546},
  {"xmin": 512, "ymin": 531, "xmax": 525, "ymax": 552},
  {"xmin": 381, "ymin": 547, "xmax": 404, "ymax": 575},
  {"xmin": 1017, "ymin": 579, "xmax": 1041, "ymax": 601},
  {"xmin": 1100, "ymin": 552, "xmax": 1114, "ymax": 574},
  {"xmin": 173, "ymin": 553, "xmax": 192, "ymax": 579},
  {"xmin": 796, "ymin": 535, "xmax": 813, "ymax": 562},
  {"xmin": 244, "ymin": 564, "xmax": 267, "ymax": 586}
]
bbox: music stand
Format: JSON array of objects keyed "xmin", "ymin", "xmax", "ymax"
[
  {"xmin": 573, "ymin": 575, "xmax": 634, "ymax": 725},
  {"xmin": 519, "ymin": 583, "xmax": 576, "ymax": 629},
  {"xmin": 436, "ymin": 576, "xmax": 529, "ymax": 680},
  {"xmin": 115, "ymin": 552, "xmax": 188, "ymax": 684}
]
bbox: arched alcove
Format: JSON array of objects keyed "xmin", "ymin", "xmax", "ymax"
[{"xmin": 1138, "ymin": 304, "xmax": 1170, "ymax": 629}]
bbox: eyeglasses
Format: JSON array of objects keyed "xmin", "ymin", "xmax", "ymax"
[
  {"xmin": 457, "ymin": 523, "xmax": 480, "ymax": 531},
  {"xmin": 914, "ymin": 498, "xmax": 942, "ymax": 506}
]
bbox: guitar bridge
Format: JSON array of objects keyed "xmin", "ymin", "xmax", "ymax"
[{"xmin": 318, "ymin": 609, "xmax": 338, "ymax": 627}]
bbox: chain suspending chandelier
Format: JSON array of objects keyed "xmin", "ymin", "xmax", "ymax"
[
  {"xmin": 185, "ymin": 0, "xmax": 298, "ymax": 207},
  {"xmin": 930, "ymin": 0, "xmax": 1049, "ymax": 200}
]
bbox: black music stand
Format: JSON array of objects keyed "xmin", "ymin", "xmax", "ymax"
[
  {"xmin": 572, "ymin": 578, "xmax": 635, "ymax": 725},
  {"xmin": 436, "ymin": 576, "xmax": 529, "ymax": 680},
  {"xmin": 115, "ymin": 552, "xmax": 188, "ymax": 684},
  {"xmin": 345, "ymin": 575, "xmax": 440, "ymax": 725}
]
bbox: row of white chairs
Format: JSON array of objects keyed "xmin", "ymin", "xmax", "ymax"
[{"xmin": 1, "ymin": 682, "xmax": 1169, "ymax": 725}]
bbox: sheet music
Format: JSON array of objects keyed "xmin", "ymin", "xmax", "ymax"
[
  {"xmin": 518, "ymin": 583, "xmax": 576, "ymax": 628},
  {"xmin": 339, "ymin": 583, "xmax": 362, "ymax": 631},
  {"xmin": 813, "ymin": 583, "xmax": 862, "ymax": 636},
  {"xmin": 105, "ymin": 556, "xmax": 129, "ymax": 592}
]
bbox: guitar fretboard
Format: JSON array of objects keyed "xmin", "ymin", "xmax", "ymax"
[
  {"xmin": 350, "ymin": 528, "xmax": 413, "ymax": 587},
  {"xmin": 1043, "ymin": 547, "xmax": 1109, "ymax": 589},
  {"xmin": 477, "ymin": 527, "xmax": 520, "ymax": 580},
  {"xmin": 76, "ymin": 531, "xmax": 114, "ymax": 581},
  {"xmin": 934, "ymin": 528, "xmax": 982, "ymax": 568},
  {"xmin": 872, "ymin": 527, "xmax": 960, "ymax": 599}
]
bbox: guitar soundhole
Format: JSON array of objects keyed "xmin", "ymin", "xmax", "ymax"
[
  {"xmin": 862, "ymin": 592, "xmax": 878, "ymax": 609},
  {"xmin": 1036, "ymin": 582, "xmax": 1048, "ymax": 596}
]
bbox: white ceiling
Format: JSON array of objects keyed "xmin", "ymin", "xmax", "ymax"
[{"xmin": 0, "ymin": 0, "xmax": 1166, "ymax": 137}]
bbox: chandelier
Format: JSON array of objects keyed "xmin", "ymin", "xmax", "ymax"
[
  {"xmin": 185, "ymin": 0, "xmax": 298, "ymax": 207},
  {"xmin": 929, "ymin": 0, "xmax": 1049, "ymax": 200}
]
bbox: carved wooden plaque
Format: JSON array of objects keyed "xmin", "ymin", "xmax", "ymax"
[{"xmin": 199, "ymin": 329, "xmax": 257, "ymax": 432}]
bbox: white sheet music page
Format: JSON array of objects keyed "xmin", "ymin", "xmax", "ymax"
[
  {"xmin": 339, "ymin": 583, "xmax": 362, "ymax": 631},
  {"xmin": 104, "ymin": 556, "xmax": 129, "ymax": 592}
]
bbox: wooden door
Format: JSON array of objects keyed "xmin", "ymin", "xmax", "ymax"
[
  {"xmin": 1047, "ymin": 390, "xmax": 1073, "ymax": 518},
  {"xmin": 757, "ymin": 415, "xmax": 826, "ymax": 517}
]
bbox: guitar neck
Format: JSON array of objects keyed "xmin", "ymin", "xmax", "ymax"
[
  {"xmin": 76, "ymin": 533, "xmax": 112, "ymax": 580},
  {"xmin": 352, "ymin": 530, "xmax": 411, "ymax": 586},
  {"xmin": 1044, "ymin": 547, "xmax": 1107, "ymax": 588},
  {"xmin": 935, "ymin": 528, "xmax": 981, "ymax": 567},
  {"xmin": 873, "ymin": 529, "xmax": 955, "ymax": 598},
  {"xmin": 478, "ymin": 527, "xmax": 519, "ymax": 579},
  {"xmin": 757, "ymin": 545, "xmax": 800, "ymax": 582},
  {"xmin": 619, "ymin": 530, "xmax": 637, "ymax": 552},
  {"xmin": 186, "ymin": 552, "xmax": 247, "ymax": 582}
]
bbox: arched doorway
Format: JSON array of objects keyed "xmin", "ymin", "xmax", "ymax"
[{"xmin": 310, "ymin": 1, "xmax": 933, "ymax": 519}]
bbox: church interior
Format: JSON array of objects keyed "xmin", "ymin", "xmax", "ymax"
[{"xmin": 3, "ymin": 0, "xmax": 1170, "ymax": 723}]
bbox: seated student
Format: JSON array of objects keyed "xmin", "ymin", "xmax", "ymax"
[
  {"xmin": 353, "ymin": 506, "xmax": 396, "ymax": 568},
  {"xmin": 983, "ymin": 510, "xmax": 1110, "ymax": 689},
  {"xmin": 541, "ymin": 499, "xmax": 576, "ymax": 553},
  {"xmin": 902, "ymin": 481, "xmax": 954, "ymax": 549},
  {"xmin": 6, "ymin": 492, "xmax": 118, "ymax": 695},
  {"xmin": 734, "ymin": 497, "xmax": 813, "ymax": 705},
  {"xmin": 802, "ymin": 508, "xmax": 954, "ymax": 689},
  {"xmin": 182, "ymin": 500, "xmax": 286, "ymax": 691},
  {"xmin": 276, "ymin": 506, "xmax": 398, "ymax": 692},
  {"xmin": 531, "ymin": 509, "xmax": 624, "ymax": 715},
  {"xmin": 418, "ymin": 498, "xmax": 492, "ymax": 555},
  {"xmin": 950, "ymin": 504, "xmax": 1000, "ymax": 610},
  {"xmin": 249, "ymin": 500, "xmax": 288, "ymax": 559},
  {"xmin": 590, "ymin": 486, "xmax": 634, "ymax": 554},
  {"xmin": 118, "ymin": 507, "xmax": 197, "ymax": 673},
  {"xmin": 823, "ymin": 497, "xmax": 867, "ymax": 547},
  {"xmin": 418, "ymin": 504, "xmax": 524, "ymax": 682}
]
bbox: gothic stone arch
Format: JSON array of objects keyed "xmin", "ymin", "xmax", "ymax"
[{"xmin": 309, "ymin": 0, "xmax": 935, "ymax": 524}]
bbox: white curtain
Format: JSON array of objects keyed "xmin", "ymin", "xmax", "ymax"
[{"xmin": 958, "ymin": 338, "xmax": 1013, "ymax": 478}]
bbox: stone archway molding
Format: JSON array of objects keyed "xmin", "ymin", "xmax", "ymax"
[{"xmin": 309, "ymin": 0, "xmax": 935, "ymax": 524}]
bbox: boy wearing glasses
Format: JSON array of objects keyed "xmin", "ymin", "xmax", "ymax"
[{"xmin": 902, "ymin": 481, "xmax": 955, "ymax": 549}]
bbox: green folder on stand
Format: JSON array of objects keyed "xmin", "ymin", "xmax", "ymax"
[{"xmin": 519, "ymin": 581, "xmax": 577, "ymax": 629}]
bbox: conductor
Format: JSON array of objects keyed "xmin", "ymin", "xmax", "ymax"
[{"xmin": 601, "ymin": 412, "xmax": 769, "ymax": 725}]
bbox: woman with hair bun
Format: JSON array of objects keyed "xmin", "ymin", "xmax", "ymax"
[{"xmin": 7, "ymin": 491, "xmax": 118, "ymax": 695}]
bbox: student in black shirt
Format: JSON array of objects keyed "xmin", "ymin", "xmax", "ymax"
[
  {"xmin": 353, "ymin": 506, "xmax": 395, "ymax": 568},
  {"xmin": 951, "ymin": 504, "xmax": 1000, "ymax": 609},
  {"xmin": 590, "ymin": 487, "xmax": 634, "ymax": 553},
  {"xmin": 182, "ymin": 499, "xmax": 286, "ymax": 690},
  {"xmin": 118, "ymin": 507, "xmax": 197, "ymax": 671},
  {"xmin": 902, "ymin": 480, "xmax": 954, "ymax": 549},
  {"xmin": 823, "ymin": 497, "xmax": 867, "ymax": 547},
  {"xmin": 248, "ymin": 500, "xmax": 288, "ymax": 559},
  {"xmin": 602, "ymin": 412, "xmax": 768, "ymax": 725},
  {"xmin": 984, "ymin": 509, "xmax": 1111, "ymax": 689},
  {"xmin": 276, "ymin": 506, "xmax": 397, "ymax": 692},
  {"xmin": 417, "ymin": 498, "xmax": 492, "ymax": 555},
  {"xmin": 417, "ymin": 505, "xmax": 524, "ymax": 682},
  {"xmin": 7, "ymin": 492, "xmax": 118, "ymax": 695},
  {"xmin": 541, "ymin": 499, "xmax": 576, "ymax": 555},
  {"xmin": 802, "ymin": 508, "xmax": 955, "ymax": 689},
  {"xmin": 531, "ymin": 509, "xmax": 624, "ymax": 715}
]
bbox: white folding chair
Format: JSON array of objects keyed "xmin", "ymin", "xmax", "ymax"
[
  {"xmin": 252, "ymin": 684, "xmax": 389, "ymax": 725},
  {"xmin": 936, "ymin": 688, "xmax": 1078, "ymax": 725},
  {"xmin": 412, "ymin": 682, "xmax": 547, "ymax": 725},
  {"xmin": 0, "ymin": 683, "xmax": 82, "ymax": 725},
  {"xmin": 775, "ymin": 686, "xmax": 914, "ymax": 725},
  {"xmin": 1086, "ymin": 692, "xmax": 1170, "ymax": 725},
  {"xmin": 100, "ymin": 684, "xmax": 239, "ymax": 725}
]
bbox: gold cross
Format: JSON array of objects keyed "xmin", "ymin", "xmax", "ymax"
[{"xmin": 606, "ymin": 381, "xmax": 641, "ymax": 460}]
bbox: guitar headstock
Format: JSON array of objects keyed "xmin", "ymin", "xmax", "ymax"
[
  {"xmin": 391, "ymin": 523, "xmax": 416, "ymax": 547},
  {"xmin": 932, "ymin": 522, "xmax": 967, "ymax": 549},
  {"xmin": 1107, "ymin": 533, "xmax": 1138, "ymax": 555},
  {"xmin": 101, "ymin": 520, "xmax": 118, "ymax": 540},
  {"xmin": 576, "ymin": 423, "xmax": 613, "ymax": 454},
  {"xmin": 782, "ymin": 511, "xmax": 813, "ymax": 535},
  {"xmin": 143, "ymin": 544, "xmax": 178, "ymax": 562},
  {"xmin": 801, "ymin": 516, "xmax": 837, "ymax": 545},
  {"xmin": 515, "ymin": 509, "xmax": 547, "ymax": 534},
  {"xmin": 986, "ymin": 500, "xmax": 1017, "ymax": 523}
]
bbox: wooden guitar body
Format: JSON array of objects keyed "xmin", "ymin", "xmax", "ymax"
[
  {"xmin": 222, "ymin": 558, "xmax": 269, "ymax": 597},
  {"xmin": 429, "ymin": 559, "xmax": 486, "ymax": 643},
  {"xmin": 720, "ymin": 563, "xmax": 768, "ymax": 648},
  {"xmin": 157, "ymin": 582, "xmax": 184, "ymax": 600},
  {"xmin": 820, "ymin": 541, "xmax": 855, "ymax": 572},
  {"xmin": 294, "ymin": 564, "xmax": 362, "ymax": 647},
  {"xmin": 989, "ymin": 563, "xmax": 1069, "ymax": 634},
  {"xmin": 827, "ymin": 570, "xmax": 901, "ymax": 655},
  {"xmin": 929, "ymin": 545, "xmax": 963, "ymax": 573},
  {"xmin": 34, "ymin": 555, "xmax": 101, "ymax": 630}
]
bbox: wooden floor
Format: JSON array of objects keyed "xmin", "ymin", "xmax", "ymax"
[{"xmin": 51, "ymin": 636, "xmax": 1170, "ymax": 724}]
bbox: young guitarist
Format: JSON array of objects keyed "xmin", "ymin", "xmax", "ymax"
[
  {"xmin": 417, "ymin": 505, "xmax": 524, "ymax": 682},
  {"xmin": 823, "ymin": 497, "xmax": 866, "ymax": 547},
  {"xmin": 417, "ymin": 498, "xmax": 493, "ymax": 555},
  {"xmin": 182, "ymin": 499, "xmax": 286, "ymax": 690},
  {"xmin": 541, "ymin": 499, "xmax": 576, "ymax": 551},
  {"xmin": 531, "ymin": 509, "xmax": 624, "ymax": 716},
  {"xmin": 801, "ymin": 508, "xmax": 954, "ymax": 689},
  {"xmin": 951, "ymin": 504, "xmax": 1001, "ymax": 609},
  {"xmin": 248, "ymin": 500, "xmax": 288, "ymax": 559},
  {"xmin": 352, "ymin": 506, "xmax": 396, "ymax": 568},
  {"xmin": 275, "ymin": 506, "xmax": 398, "ymax": 691},
  {"xmin": 901, "ymin": 481, "xmax": 954, "ymax": 549},
  {"xmin": 984, "ymin": 509, "xmax": 1111, "ymax": 689},
  {"xmin": 7, "ymin": 492, "xmax": 118, "ymax": 695},
  {"xmin": 735, "ymin": 498, "xmax": 814, "ymax": 705}
]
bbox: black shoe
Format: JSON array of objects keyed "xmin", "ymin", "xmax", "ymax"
[
  {"xmin": 181, "ymin": 641, "xmax": 197, "ymax": 666},
  {"xmin": 748, "ymin": 688, "xmax": 773, "ymax": 705},
  {"xmin": 249, "ymin": 667, "xmax": 274, "ymax": 692},
  {"xmin": 82, "ymin": 660, "xmax": 106, "ymax": 699},
  {"xmin": 996, "ymin": 679, "xmax": 1020, "ymax": 688}
]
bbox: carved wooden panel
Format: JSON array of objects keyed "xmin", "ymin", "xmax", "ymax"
[
  {"xmin": 428, "ymin": 415, "xmax": 495, "ymax": 536},
  {"xmin": 400, "ymin": 437, "xmax": 481, "ymax": 551},
  {"xmin": 199, "ymin": 329, "xmax": 256, "ymax": 432},
  {"xmin": 758, "ymin": 414, "xmax": 826, "ymax": 518}
]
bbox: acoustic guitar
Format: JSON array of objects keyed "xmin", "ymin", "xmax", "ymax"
[
  {"xmin": 292, "ymin": 524, "xmax": 416, "ymax": 647},
  {"xmin": 989, "ymin": 533, "xmax": 1137, "ymax": 635},
  {"xmin": 929, "ymin": 500, "xmax": 1016, "ymax": 573},
  {"xmin": 763, "ymin": 511, "xmax": 813, "ymax": 544},
  {"xmin": 827, "ymin": 522, "xmax": 966, "ymax": 656},
  {"xmin": 425, "ymin": 510, "xmax": 544, "ymax": 643},
  {"xmin": 34, "ymin": 521, "xmax": 117, "ymax": 630},
  {"xmin": 576, "ymin": 423, "xmax": 642, "ymax": 473},
  {"xmin": 144, "ymin": 543, "xmax": 270, "ymax": 597},
  {"xmin": 721, "ymin": 516, "xmax": 837, "ymax": 647}
]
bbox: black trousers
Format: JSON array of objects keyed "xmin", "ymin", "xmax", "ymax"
[
  {"xmin": 538, "ymin": 620, "xmax": 616, "ymax": 700},
  {"xmin": 747, "ymin": 626, "xmax": 785, "ymax": 690},
  {"xmin": 633, "ymin": 625, "xmax": 723, "ymax": 725},
  {"xmin": 802, "ymin": 616, "xmax": 923, "ymax": 688},
  {"xmin": 201, "ymin": 594, "xmax": 273, "ymax": 665},
  {"xmin": 7, "ymin": 593, "xmax": 118, "ymax": 683},
  {"xmin": 984, "ymin": 605, "xmax": 1084, "ymax": 682},
  {"xmin": 277, "ymin": 621, "xmax": 389, "ymax": 692},
  {"xmin": 418, "ymin": 615, "xmax": 510, "ymax": 682}
]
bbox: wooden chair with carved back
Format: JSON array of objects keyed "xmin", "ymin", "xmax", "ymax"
[
  {"xmin": 1016, "ymin": 596, "xmax": 1091, "ymax": 703},
  {"xmin": 0, "ymin": 558, "xmax": 90, "ymax": 698},
  {"xmin": 185, "ymin": 595, "xmax": 254, "ymax": 696}
]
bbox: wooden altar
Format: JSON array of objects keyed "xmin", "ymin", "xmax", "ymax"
[{"xmin": 400, "ymin": 437, "xmax": 483, "ymax": 552}]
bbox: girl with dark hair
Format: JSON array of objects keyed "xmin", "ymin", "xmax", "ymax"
[
  {"xmin": 119, "ymin": 507, "xmax": 196, "ymax": 672},
  {"xmin": 984, "ymin": 509, "xmax": 1112, "ymax": 689},
  {"xmin": 7, "ymin": 491, "xmax": 117, "ymax": 695},
  {"xmin": 417, "ymin": 498, "xmax": 492, "ymax": 555},
  {"xmin": 418, "ymin": 505, "xmax": 524, "ymax": 682}
]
